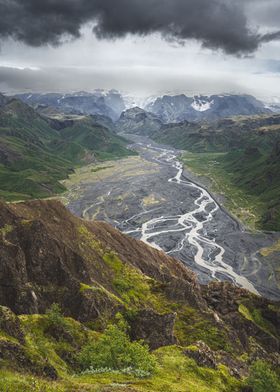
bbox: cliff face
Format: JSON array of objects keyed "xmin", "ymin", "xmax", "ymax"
[
  {"xmin": 0, "ymin": 199, "xmax": 202, "ymax": 318},
  {"xmin": 0, "ymin": 199, "xmax": 279, "ymax": 383},
  {"xmin": 116, "ymin": 107, "xmax": 162, "ymax": 136}
]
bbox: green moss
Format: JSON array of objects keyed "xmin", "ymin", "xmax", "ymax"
[
  {"xmin": 0, "ymin": 224, "xmax": 13, "ymax": 238},
  {"xmin": 239, "ymin": 304, "xmax": 253, "ymax": 321},
  {"xmin": 268, "ymin": 304, "xmax": 280, "ymax": 313},
  {"xmin": 21, "ymin": 219, "xmax": 32, "ymax": 226},
  {"xmin": 174, "ymin": 306, "xmax": 233, "ymax": 352},
  {"xmin": 0, "ymin": 346, "xmax": 236, "ymax": 392},
  {"xmin": 102, "ymin": 251, "xmax": 123, "ymax": 272},
  {"xmin": 186, "ymin": 345, "xmax": 200, "ymax": 352},
  {"xmin": 239, "ymin": 352, "xmax": 249, "ymax": 363},
  {"xmin": 78, "ymin": 225, "xmax": 104, "ymax": 255},
  {"xmin": 18, "ymin": 313, "xmax": 94, "ymax": 378},
  {"xmin": 91, "ymin": 165, "xmax": 114, "ymax": 173},
  {"xmin": 19, "ymin": 315, "xmax": 69, "ymax": 376},
  {"xmin": 0, "ymin": 316, "xmax": 262, "ymax": 392},
  {"xmin": 80, "ymin": 283, "xmax": 98, "ymax": 292},
  {"xmin": 141, "ymin": 346, "xmax": 241, "ymax": 392},
  {"xmin": 247, "ymin": 360, "xmax": 280, "ymax": 392},
  {"xmin": 238, "ymin": 303, "xmax": 278, "ymax": 338},
  {"xmin": 102, "ymin": 252, "xmax": 168, "ymax": 311},
  {"xmin": 0, "ymin": 332, "xmax": 18, "ymax": 344},
  {"xmin": 0, "ymin": 370, "xmax": 66, "ymax": 392}
]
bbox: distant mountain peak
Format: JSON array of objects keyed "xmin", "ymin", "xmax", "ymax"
[
  {"xmin": 14, "ymin": 90, "xmax": 126, "ymax": 121},
  {"xmin": 145, "ymin": 93, "xmax": 270, "ymax": 123}
]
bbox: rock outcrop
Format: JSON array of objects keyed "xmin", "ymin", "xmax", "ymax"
[
  {"xmin": 116, "ymin": 107, "xmax": 162, "ymax": 136},
  {"xmin": 129, "ymin": 310, "xmax": 177, "ymax": 349},
  {"xmin": 0, "ymin": 199, "xmax": 203, "ymax": 332},
  {"xmin": 0, "ymin": 199, "xmax": 279, "ymax": 360}
]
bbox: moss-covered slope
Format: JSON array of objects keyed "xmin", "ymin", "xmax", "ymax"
[{"xmin": 0, "ymin": 200, "xmax": 279, "ymax": 390}]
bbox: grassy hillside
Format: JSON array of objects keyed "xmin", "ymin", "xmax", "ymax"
[
  {"xmin": 0, "ymin": 199, "xmax": 279, "ymax": 391},
  {"xmin": 221, "ymin": 144, "xmax": 280, "ymax": 231},
  {"xmin": 153, "ymin": 116, "xmax": 280, "ymax": 153},
  {"xmin": 181, "ymin": 152, "xmax": 262, "ymax": 229},
  {"xmin": 153, "ymin": 115, "xmax": 280, "ymax": 231},
  {"xmin": 0, "ymin": 312, "xmax": 243, "ymax": 392},
  {"xmin": 0, "ymin": 97, "xmax": 134, "ymax": 201}
]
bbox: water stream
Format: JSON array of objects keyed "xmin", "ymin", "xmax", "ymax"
[{"xmin": 123, "ymin": 144, "xmax": 259, "ymax": 295}]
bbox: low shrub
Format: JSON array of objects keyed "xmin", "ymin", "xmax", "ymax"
[
  {"xmin": 78, "ymin": 317, "xmax": 156, "ymax": 376},
  {"xmin": 247, "ymin": 360, "xmax": 280, "ymax": 392}
]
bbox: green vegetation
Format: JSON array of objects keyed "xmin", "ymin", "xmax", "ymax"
[
  {"xmin": 152, "ymin": 114, "xmax": 280, "ymax": 231},
  {"xmin": 101, "ymin": 252, "xmax": 234, "ymax": 352},
  {"xmin": 181, "ymin": 152, "xmax": 263, "ymax": 230},
  {"xmin": 147, "ymin": 346, "xmax": 241, "ymax": 392},
  {"xmin": 152, "ymin": 115, "xmax": 280, "ymax": 154},
  {"xmin": 182, "ymin": 145, "xmax": 280, "ymax": 231},
  {"xmin": 0, "ymin": 224, "xmax": 13, "ymax": 241},
  {"xmin": 0, "ymin": 198, "xmax": 279, "ymax": 391},
  {"xmin": 45, "ymin": 303, "xmax": 68, "ymax": 330},
  {"xmin": 219, "ymin": 146, "xmax": 280, "ymax": 231},
  {"xmin": 0, "ymin": 346, "xmax": 242, "ymax": 392},
  {"xmin": 102, "ymin": 251, "xmax": 167, "ymax": 310},
  {"xmin": 0, "ymin": 370, "xmax": 65, "ymax": 392},
  {"xmin": 260, "ymin": 239, "xmax": 280, "ymax": 257},
  {"xmin": 0, "ymin": 99, "xmax": 135, "ymax": 201},
  {"xmin": 247, "ymin": 360, "xmax": 280, "ymax": 392},
  {"xmin": 78, "ymin": 316, "xmax": 156, "ymax": 376},
  {"xmin": 91, "ymin": 165, "xmax": 114, "ymax": 173},
  {"xmin": 238, "ymin": 303, "xmax": 279, "ymax": 339},
  {"xmin": 0, "ymin": 304, "xmax": 244, "ymax": 392},
  {"xmin": 174, "ymin": 305, "xmax": 232, "ymax": 352}
]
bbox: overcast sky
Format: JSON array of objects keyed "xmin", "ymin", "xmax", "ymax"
[{"xmin": 0, "ymin": 0, "xmax": 280, "ymax": 100}]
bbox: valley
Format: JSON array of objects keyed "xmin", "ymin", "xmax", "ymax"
[
  {"xmin": 2, "ymin": 1, "xmax": 280, "ymax": 388},
  {"xmin": 0, "ymin": 94, "xmax": 134, "ymax": 201},
  {"xmin": 63, "ymin": 136, "xmax": 280, "ymax": 300}
]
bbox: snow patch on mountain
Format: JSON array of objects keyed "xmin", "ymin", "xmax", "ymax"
[{"xmin": 191, "ymin": 97, "xmax": 214, "ymax": 112}]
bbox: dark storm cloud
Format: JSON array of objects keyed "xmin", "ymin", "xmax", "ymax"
[
  {"xmin": 244, "ymin": 0, "xmax": 280, "ymax": 30},
  {"xmin": 0, "ymin": 0, "xmax": 280, "ymax": 55}
]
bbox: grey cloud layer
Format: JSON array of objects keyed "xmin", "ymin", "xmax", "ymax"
[{"xmin": 0, "ymin": 0, "xmax": 280, "ymax": 55}]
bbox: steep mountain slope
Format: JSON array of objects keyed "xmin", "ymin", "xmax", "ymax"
[
  {"xmin": 146, "ymin": 94, "xmax": 270, "ymax": 123},
  {"xmin": 0, "ymin": 97, "xmax": 133, "ymax": 200},
  {"xmin": 152, "ymin": 115, "xmax": 280, "ymax": 152},
  {"xmin": 117, "ymin": 107, "xmax": 162, "ymax": 135},
  {"xmin": 15, "ymin": 90, "xmax": 126, "ymax": 121},
  {"xmin": 219, "ymin": 141, "xmax": 280, "ymax": 231},
  {"xmin": 0, "ymin": 199, "xmax": 279, "ymax": 390}
]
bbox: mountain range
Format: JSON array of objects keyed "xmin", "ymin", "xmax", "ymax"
[
  {"xmin": 15, "ymin": 90, "xmax": 126, "ymax": 122},
  {"xmin": 14, "ymin": 91, "xmax": 271, "ymax": 123},
  {"xmin": 145, "ymin": 94, "xmax": 271, "ymax": 123}
]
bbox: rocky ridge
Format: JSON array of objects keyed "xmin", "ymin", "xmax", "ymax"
[{"xmin": 0, "ymin": 200, "xmax": 279, "ymax": 360}]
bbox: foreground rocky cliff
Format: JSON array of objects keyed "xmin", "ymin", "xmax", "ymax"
[{"xmin": 0, "ymin": 200, "xmax": 279, "ymax": 391}]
